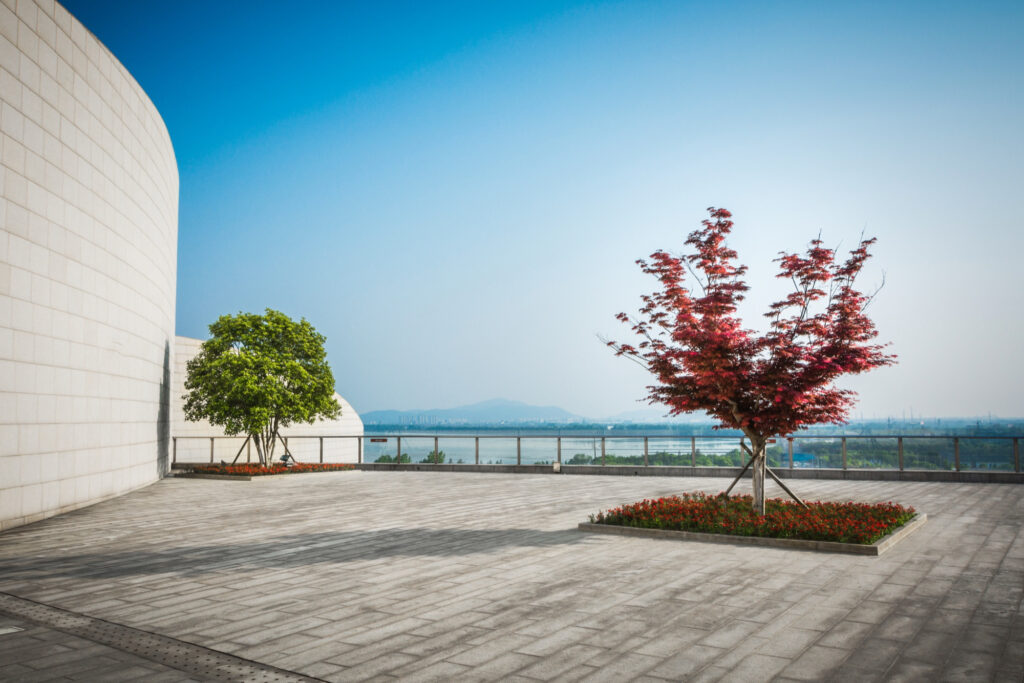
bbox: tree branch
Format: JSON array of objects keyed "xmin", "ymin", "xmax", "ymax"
[{"xmin": 860, "ymin": 271, "xmax": 886, "ymax": 313}]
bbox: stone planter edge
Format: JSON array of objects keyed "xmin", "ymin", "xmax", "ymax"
[{"xmin": 577, "ymin": 513, "xmax": 927, "ymax": 556}]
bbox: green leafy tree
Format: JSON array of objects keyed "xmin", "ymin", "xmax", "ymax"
[
  {"xmin": 183, "ymin": 309, "xmax": 341, "ymax": 466},
  {"xmin": 420, "ymin": 450, "xmax": 446, "ymax": 464},
  {"xmin": 375, "ymin": 453, "xmax": 410, "ymax": 463}
]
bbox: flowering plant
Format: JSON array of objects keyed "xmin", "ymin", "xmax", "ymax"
[
  {"xmin": 192, "ymin": 463, "xmax": 355, "ymax": 477},
  {"xmin": 589, "ymin": 492, "xmax": 914, "ymax": 545}
]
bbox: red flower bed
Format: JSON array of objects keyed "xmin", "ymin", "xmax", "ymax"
[
  {"xmin": 589, "ymin": 492, "xmax": 915, "ymax": 545},
  {"xmin": 192, "ymin": 463, "xmax": 356, "ymax": 477}
]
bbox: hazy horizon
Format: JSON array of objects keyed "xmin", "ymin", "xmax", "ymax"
[
  {"xmin": 62, "ymin": 0, "xmax": 1024, "ymax": 418},
  {"xmin": 359, "ymin": 397, "xmax": 1023, "ymax": 424}
]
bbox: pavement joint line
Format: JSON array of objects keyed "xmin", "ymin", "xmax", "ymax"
[{"xmin": 0, "ymin": 592, "xmax": 325, "ymax": 682}]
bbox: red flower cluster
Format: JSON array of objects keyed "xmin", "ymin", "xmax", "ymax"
[
  {"xmin": 590, "ymin": 492, "xmax": 915, "ymax": 545},
  {"xmin": 192, "ymin": 463, "xmax": 356, "ymax": 477}
]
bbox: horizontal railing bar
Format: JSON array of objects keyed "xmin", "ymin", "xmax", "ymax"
[{"xmin": 169, "ymin": 434, "xmax": 1024, "ymax": 441}]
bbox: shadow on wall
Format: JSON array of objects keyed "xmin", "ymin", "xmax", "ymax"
[
  {"xmin": 157, "ymin": 340, "xmax": 171, "ymax": 477},
  {"xmin": 0, "ymin": 528, "xmax": 587, "ymax": 579}
]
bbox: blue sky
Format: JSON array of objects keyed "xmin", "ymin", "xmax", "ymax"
[{"xmin": 63, "ymin": 0, "xmax": 1024, "ymax": 418}]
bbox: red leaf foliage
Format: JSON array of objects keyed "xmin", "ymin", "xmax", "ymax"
[{"xmin": 610, "ymin": 208, "xmax": 895, "ymax": 440}]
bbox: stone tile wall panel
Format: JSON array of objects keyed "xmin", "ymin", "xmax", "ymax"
[{"xmin": 0, "ymin": 0, "xmax": 177, "ymax": 530}]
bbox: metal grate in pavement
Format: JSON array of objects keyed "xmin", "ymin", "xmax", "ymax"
[{"xmin": 0, "ymin": 592, "xmax": 323, "ymax": 682}]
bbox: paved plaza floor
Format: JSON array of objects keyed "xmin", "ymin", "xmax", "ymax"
[{"xmin": 0, "ymin": 471, "xmax": 1022, "ymax": 681}]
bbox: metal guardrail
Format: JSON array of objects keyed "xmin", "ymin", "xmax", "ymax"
[{"xmin": 171, "ymin": 434, "xmax": 1023, "ymax": 473}]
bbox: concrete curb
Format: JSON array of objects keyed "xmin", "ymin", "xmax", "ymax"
[
  {"xmin": 577, "ymin": 513, "xmax": 927, "ymax": 556},
  {"xmin": 173, "ymin": 473, "xmax": 253, "ymax": 481}
]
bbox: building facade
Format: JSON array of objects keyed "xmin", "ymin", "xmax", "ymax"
[{"xmin": 0, "ymin": 0, "xmax": 179, "ymax": 530}]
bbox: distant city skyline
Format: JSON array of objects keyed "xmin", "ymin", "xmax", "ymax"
[
  {"xmin": 63, "ymin": 0, "xmax": 1024, "ymax": 418},
  {"xmin": 357, "ymin": 397, "xmax": 1024, "ymax": 425}
]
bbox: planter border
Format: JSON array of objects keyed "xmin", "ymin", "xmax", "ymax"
[
  {"xmin": 578, "ymin": 512, "xmax": 926, "ymax": 556},
  {"xmin": 173, "ymin": 470, "xmax": 354, "ymax": 481},
  {"xmin": 174, "ymin": 473, "xmax": 253, "ymax": 481},
  {"xmin": 171, "ymin": 465, "xmax": 356, "ymax": 481}
]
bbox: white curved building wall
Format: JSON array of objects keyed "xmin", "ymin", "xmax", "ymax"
[
  {"xmin": 0, "ymin": 0, "xmax": 178, "ymax": 530},
  {"xmin": 172, "ymin": 336, "xmax": 364, "ymax": 465}
]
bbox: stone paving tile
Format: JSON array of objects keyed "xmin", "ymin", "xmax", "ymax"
[
  {"xmin": 685, "ymin": 664, "xmax": 732, "ymax": 682},
  {"xmin": 881, "ymin": 658, "xmax": 942, "ymax": 682},
  {"xmin": 645, "ymin": 644, "xmax": 726, "ymax": 679},
  {"xmin": 777, "ymin": 644, "xmax": 851, "ymax": 681},
  {"xmin": 755, "ymin": 626, "xmax": 819, "ymax": 659},
  {"xmin": 577, "ymin": 652, "xmax": 661, "ymax": 682},
  {"xmin": 516, "ymin": 643, "xmax": 605, "ymax": 680},
  {"xmin": 725, "ymin": 653, "xmax": 790, "ymax": 680},
  {"xmin": 0, "ymin": 472, "xmax": 1022, "ymax": 681}
]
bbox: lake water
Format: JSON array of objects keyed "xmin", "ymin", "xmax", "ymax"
[{"xmin": 360, "ymin": 428, "xmax": 758, "ymax": 465}]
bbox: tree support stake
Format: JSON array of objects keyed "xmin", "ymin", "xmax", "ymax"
[
  {"xmin": 723, "ymin": 445, "xmax": 756, "ymax": 497},
  {"xmin": 764, "ymin": 465, "xmax": 808, "ymax": 509},
  {"xmin": 230, "ymin": 435, "xmax": 252, "ymax": 465}
]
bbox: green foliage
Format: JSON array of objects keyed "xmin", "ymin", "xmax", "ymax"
[
  {"xmin": 375, "ymin": 453, "xmax": 411, "ymax": 463},
  {"xmin": 183, "ymin": 309, "xmax": 340, "ymax": 464},
  {"xmin": 566, "ymin": 447, "xmax": 786, "ymax": 467},
  {"xmin": 791, "ymin": 438, "xmax": 1013, "ymax": 470},
  {"xmin": 419, "ymin": 450, "xmax": 446, "ymax": 464}
]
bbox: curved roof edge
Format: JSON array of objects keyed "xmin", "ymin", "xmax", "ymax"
[{"xmin": 173, "ymin": 335, "xmax": 364, "ymax": 437}]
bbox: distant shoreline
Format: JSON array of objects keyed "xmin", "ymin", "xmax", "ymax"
[{"xmin": 362, "ymin": 419, "xmax": 1024, "ymax": 438}]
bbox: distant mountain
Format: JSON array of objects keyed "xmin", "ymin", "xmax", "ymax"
[{"xmin": 362, "ymin": 399, "xmax": 582, "ymax": 425}]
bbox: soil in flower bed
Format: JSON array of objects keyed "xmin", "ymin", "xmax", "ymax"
[
  {"xmin": 589, "ymin": 492, "xmax": 916, "ymax": 545},
  {"xmin": 191, "ymin": 463, "xmax": 356, "ymax": 477}
]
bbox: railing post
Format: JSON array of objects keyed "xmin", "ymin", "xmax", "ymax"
[
  {"xmin": 691, "ymin": 436, "xmax": 696, "ymax": 468},
  {"xmin": 841, "ymin": 437, "xmax": 847, "ymax": 471},
  {"xmin": 172, "ymin": 437, "xmax": 176, "ymax": 466},
  {"xmin": 644, "ymin": 437, "xmax": 649, "ymax": 467},
  {"xmin": 475, "ymin": 436, "xmax": 479, "ymax": 465},
  {"xmin": 434, "ymin": 436, "xmax": 439, "ymax": 465},
  {"xmin": 319, "ymin": 436, "xmax": 324, "ymax": 464},
  {"xmin": 1015, "ymin": 438, "xmax": 1020, "ymax": 473},
  {"xmin": 358, "ymin": 436, "xmax": 362, "ymax": 464},
  {"xmin": 953, "ymin": 437, "xmax": 960, "ymax": 472},
  {"xmin": 517, "ymin": 437, "xmax": 521, "ymax": 466},
  {"xmin": 396, "ymin": 436, "xmax": 401, "ymax": 465},
  {"xmin": 209, "ymin": 437, "xmax": 214, "ymax": 463},
  {"xmin": 601, "ymin": 437, "xmax": 606, "ymax": 466},
  {"xmin": 557, "ymin": 437, "xmax": 561, "ymax": 465},
  {"xmin": 788, "ymin": 438, "xmax": 793, "ymax": 470},
  {"xmin": 898, "ymin": 437, "xmax": 904, "ymax": 472}
]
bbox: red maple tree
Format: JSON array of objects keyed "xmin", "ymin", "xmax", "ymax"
[{"xmin": 609, "ymin": 207, "xmax": 895, "ymax": 513}]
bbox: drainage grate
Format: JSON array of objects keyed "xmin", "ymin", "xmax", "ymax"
[{"xmin": 0, "ymin": 593, "xmax": 323, "ymax": 682}]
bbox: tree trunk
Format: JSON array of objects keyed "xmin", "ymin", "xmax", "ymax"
[
  {"xmin": 251, "ymin": 433, "xmax": 265, "ymax": 467},
  {"xmin": 750, "ymin": 438, "xmax": 767, "ymax": 516},
  {"xmin": 265, "ymin": 430, "xmax": 274, "ymax": 465}
]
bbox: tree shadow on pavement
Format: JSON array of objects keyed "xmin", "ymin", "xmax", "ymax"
[{"xmin": 0, "ymin": 527, "xmax": 589, "ymax": 580}]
